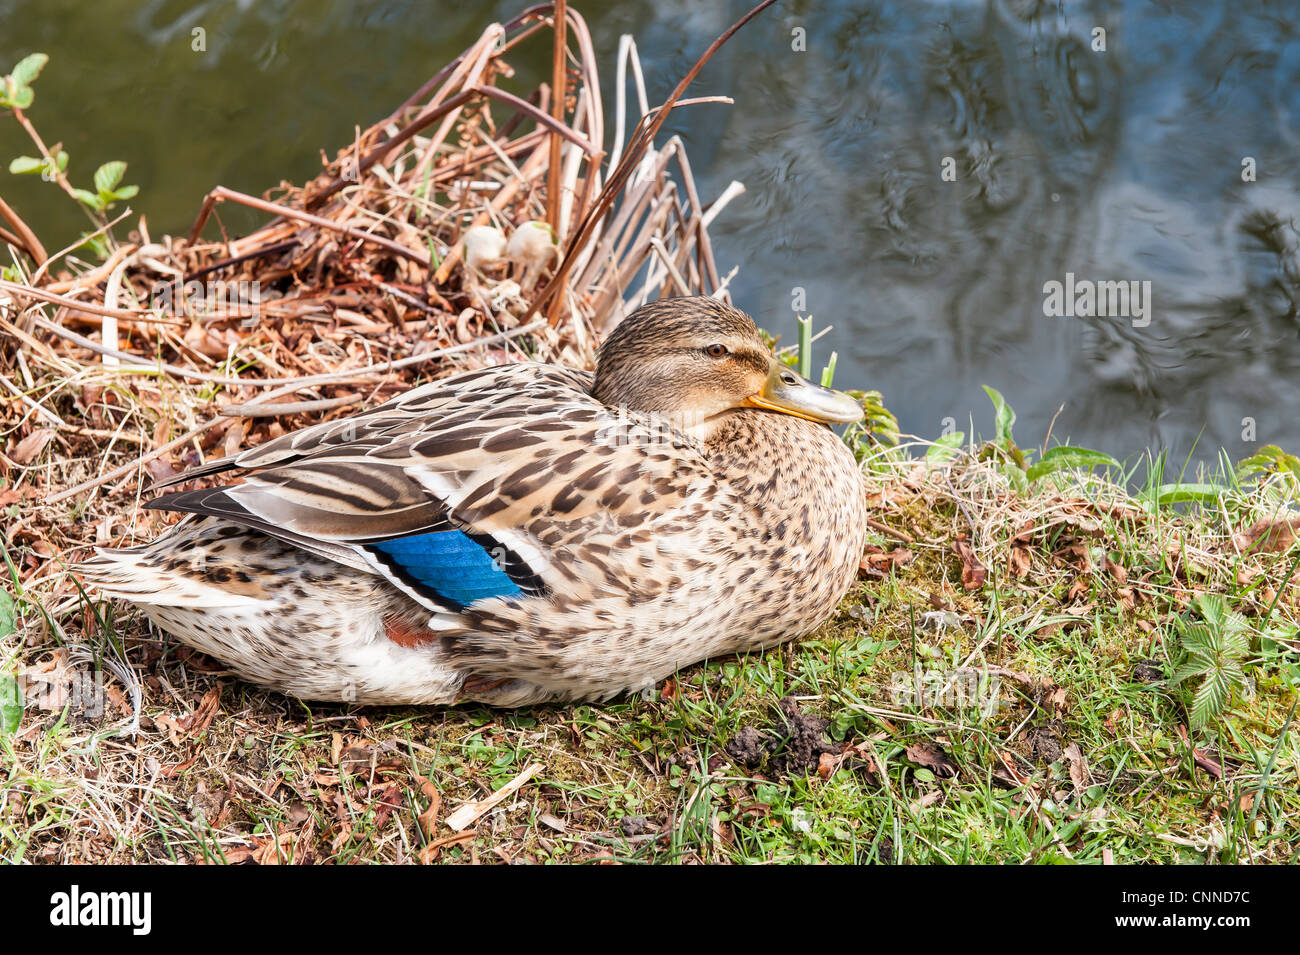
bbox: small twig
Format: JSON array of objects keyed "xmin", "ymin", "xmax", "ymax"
[
  {"xmin": 445, "ymin": 762, "xmax": 544, "ymax": 832},
  {"xmin": 546, "ymin": 0, "xmax": 569, "ymax": 237},
  {"xmin": 0, "ymin": 278, "xmax": 153, "ymax": 323},
  {"xmin": 865, "ymin": 517, "xmax": 914, "ymax": 544},
  {"xmin": 219, "ymin": 394, "xmax": 362, "ymax": 418},
  {"xmin": 0, "ymin": 194, "xmax": 48, "ymax": 265}
]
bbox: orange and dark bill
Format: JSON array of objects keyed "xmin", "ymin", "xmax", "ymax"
[{"xmin": 743, "ymin": 361, "xmax": 864, "ymax": 424}]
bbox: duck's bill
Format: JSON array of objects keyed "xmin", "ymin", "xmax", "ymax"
[{"xmin": 743, "ymin": 363, "xmax": 865, "ymax": 424}]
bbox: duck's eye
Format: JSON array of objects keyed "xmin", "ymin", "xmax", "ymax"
[{"xmin": 705, "ymin": 343, "xmax": 728, "ymax": 358}]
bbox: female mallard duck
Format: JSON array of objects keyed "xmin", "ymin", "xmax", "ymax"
[{"xmin": 79, "ymin": 297, "xmax": 867, "ymax": 706}]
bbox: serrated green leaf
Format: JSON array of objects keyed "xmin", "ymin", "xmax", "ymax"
[
  {"xmin": 10, "ymin": 53, "xmax": 48, "ymax": 88},
  {"xmin": 981, "ymin": 385, "xmax": 1016, "ymax": 445},
  {"xmin": 1192, "ymin": 593, "xmax": 1226, "ymax": 626},
  {"xmin": 10, "ymin": 85, "xmax": 33, "ymax": 109},
  {"xmin": 93, "ymin": 160, "xmax": 125, "ymax": 194},
  {"xmin": 1178, "ymin": 624, "xmax": 1217, "ymax": 655},
  {"xmin": 8, "ymin": 155, "xmax": 46, "ymax": 175},
  {"xmin": 112, "ymin": 184, "xmax": 138, "ymax": 201},
  {"xmin": 0, "ymin": 673, "xmax": 21, "ymax": 736},
  {"xmin": 1191, "ymin": 669, "xmax": 1232, "ymax": 729},
  {"xmin": 926, "ymin": 431, "xmax": 965, "ymax": 463},
  {"xmin": 1026, "ymin": 446, "xmax": 1120, "ymax": 482},
  {"xmin": 1169, "ymin": 659, "xmax": 1207, "ymax": 687},
  {"xmin": 1223, "ymin": 628, "xmax": 1251, "ymax": 658}
]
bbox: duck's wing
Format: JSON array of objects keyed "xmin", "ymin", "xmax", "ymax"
[
  {"xmin": 152, "ymin": 364, "xmax": 596, "ymax": 487},
  {"xmin": 146, "ymin": 362, "xmax": 711, "ymax": 615}
]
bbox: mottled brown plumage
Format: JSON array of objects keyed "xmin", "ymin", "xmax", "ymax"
[{"xmin": 78, "ymin": 297, "xmax": 868, "ymax": 705}]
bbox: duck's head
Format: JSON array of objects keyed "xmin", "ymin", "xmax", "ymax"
[{"xmin": 593, "ymin": 297, "xmax": 864, "ymax": 435}]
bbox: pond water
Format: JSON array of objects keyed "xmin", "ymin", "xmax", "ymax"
[{"xmin": 3, "ymin": 0, "xmax": 1299, "ymax": 473}]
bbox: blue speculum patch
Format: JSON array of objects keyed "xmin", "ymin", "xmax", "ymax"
[{"xmin": 370, "ymin": 530, "xmax": 522, "ymax": 606}]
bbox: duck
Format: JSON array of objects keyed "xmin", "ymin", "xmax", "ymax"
[{"xmin": 78, "ymin": 296, "xmax": 868, "ymax": 706}]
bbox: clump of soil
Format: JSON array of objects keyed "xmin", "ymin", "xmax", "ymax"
[
  {"xmin": 1132, "ymin": 659, "xmax": 1165, "ymax": 683},
  {"xmin": 725, "ymin": 697, "xmax": 838, "ymax": 777},
  {"xmin": 619, "ymin": 816, "xmax": 650, "ymax": 837},
  {"xmin": 1025, "ymin": 720, "xmax": 1065, "ymax": 764}
]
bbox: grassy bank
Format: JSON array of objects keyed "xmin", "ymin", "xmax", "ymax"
[{"xmin": 3, "ymin": 430, "xmax": 1298, "ymax": 864}]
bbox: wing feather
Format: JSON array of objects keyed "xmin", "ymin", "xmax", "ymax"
[{"xmin": 145, "ymin": 362, "xmax": 708, "ymax": 611}]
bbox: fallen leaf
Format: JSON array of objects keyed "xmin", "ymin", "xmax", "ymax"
[
  {"xmin": 905, "ymin": 741, "xmax": 958, "ymax": 779},
  {"xmin": 1009, "ymin": 544, "xmax": 1032, "ymax": 579},
  {"xmin": 1056, "ymin": 541, "xmax": 1092, "ymax": 573},
  {"xmin": 816, "ymin": 751, "xmax": 838, "ymax": 780},
  {"xmin": 416, "ymin": 781, "xmax": 442, "ymax": 837},
  {"xmin": 1236, "ymin": 517, "xmax": 1300, "ymax": 555},
  {"xmin": 368, "ymin": 783, "xmax": 402, "ymax": 829},
  {"xmin": 1176, "ymin": 724, "xmax": 1224, "ymax": 779},
  {"xmin": 252, "ymin": 831, "xmax": 295, "ymax": 865},
  {"xmin": 180, "ymin": 686, "xmax": 221, "ymax": 738},
  {"xmin": 538, "ymin": 811, "xmax": 567, "ymax": 833},
  {"xmin": 418, "ymin": 830, "xmax": 475, "ymax": 864},
  {"xmin": 11, "ymin": 428, "xmax": 54, "ymax": 465},
  {"xmin": 1104, "ymin": 556, "xmax": 1128, "ymax": 584},
  {"xmin": 992, "ymin": 750, "xmax": 1032, "ymax": 788},
  {"xmin": 951, "ymin": 536, "xmax": 986, "ymax": 591},
  {"xmin": 909, "ymin": 790, "xmax": 942, "ymax": 812},
  {"xmin": 1063, "ymin": 742, "xmax": 1089, "ymax": 792}
]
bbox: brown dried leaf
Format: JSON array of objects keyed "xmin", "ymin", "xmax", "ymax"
[
  {"xmin": 369, "ymin": 783, "xmax": 403, "ymax": 829},
  {"xmin": 1009, "ymin": 544, "xmax": 1032, "ymax": 579},
  {"xmin": 1063, "ymin": 742, "xmax": 1089, "ymax": 792},
  {"xmin": 1103, "ymin": 708, "xmax": 1124, "ymax": 736},
  {"xmin": 417, "ymin": 781, "xmax": 442, "ymax": 837},
  {"xmin": 11, "ymin": 428, "xmax": 54, "ymax": 465},
  {"xmin": 905, "ymin": 741, "xmax": 958, "ymax": 779},
  {"xmin": 1236, "ymin": 517, "xmax": 1300, "ymax": 555},
  {"xmin": 951, "ymin": 536, "xmax": 986, "ymax": 591},
  {"xmin": 1056, "ymin": 541, "xmax": 1092, "ymax": 573},
  {"xmin": 1104, "ymin": 556, "xmax": 1128, "ymax": 584},
  {"xmin": 860, "ymin": 546, "xmax": 914, "ymax": 573},
  {"xmin": 1176, "ymin": 724, "xmax": 1224, "ymax": 779},
  {"xmin": 180, "ymin": 686, "xmax": 222, "ymax": 738},
  {"xmin": 816, "ymin": 751, "xmax": 838, "ymax": 780}
]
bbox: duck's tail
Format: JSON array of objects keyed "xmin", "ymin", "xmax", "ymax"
[{"xmin": 75, "ymin": 518, "xmax": 268, "ymax": 609}]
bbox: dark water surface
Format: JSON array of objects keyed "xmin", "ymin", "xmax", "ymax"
[{"xmin": 4, "ymin": 0, "xmax": 1300, "ymax": 470}]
